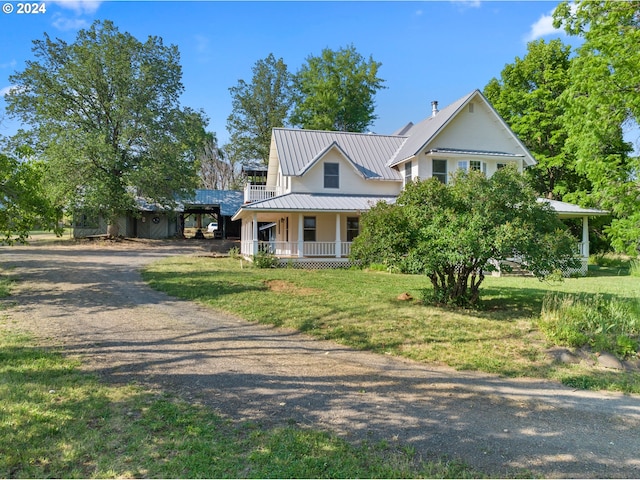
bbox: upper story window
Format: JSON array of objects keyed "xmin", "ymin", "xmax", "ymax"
[
  {"xmin": 324, "ymin": 162, "xmax": 339, "ymax": 188},
  {"xmin": 404, "ymin": 161, "xmax": 413, "ymax": 185},
  {"xmin": 457, "ymin": 160, "xmax": 487, "ymax": 175},
  {"xmin": 432, "ymin": 159, "xmax": 447, "ymax": 184}
]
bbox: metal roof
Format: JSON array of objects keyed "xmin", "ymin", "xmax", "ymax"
[
  {"xmin": 272, "ymin": 128, "xmax": 405, "ymax": 181},
  {"xmin": 387, "ymin": 91, "xmax": 475, "ymax": 167},
  {"xmin": 425, "ymin": 148, "xmax": 525, "ymax": 158},
  {"xmin": 387, "ymin": 90, "xmax": 537, "ymax": 168},
  {"xmin": 232, "ymin": 193, "xmax": 396, "ymax": 220},
  {"xmin": 538, "ymin": 198, "xmax": 609, "ymax": 217},
  {"xmin": 181, "ymin": 190, "xmax": 244, "ymax": 217}
]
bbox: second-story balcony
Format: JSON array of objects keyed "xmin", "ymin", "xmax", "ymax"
[{"xmin": 244, "ymin": 184, "xmax": 283, "ymax": 203}]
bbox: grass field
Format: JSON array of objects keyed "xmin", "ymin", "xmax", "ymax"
[{"xmin": 142, "ymin": 256, "xmax": 640, "ymax": 394}]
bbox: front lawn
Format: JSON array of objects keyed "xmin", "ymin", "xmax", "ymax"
[{"xmin": 142, "ymin": 257, "xmax": 640, "ymax": 394}]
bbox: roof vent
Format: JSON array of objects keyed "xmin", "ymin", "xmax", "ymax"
[{"xmin": 431, "ymin": 101, "xmax": 439, "ymax": 117}]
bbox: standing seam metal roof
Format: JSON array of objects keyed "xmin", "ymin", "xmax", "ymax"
[{"xmin": 272, "ymin": 128, "xmax": 405, "ymax": 181}]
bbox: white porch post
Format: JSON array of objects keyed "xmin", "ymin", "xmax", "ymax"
[
  {"xmin": 297, "ymin": 213, "xmax": 304, "ymax": 258},
  {"xmin": 335, "ymin": 213, "xmax": 341, "ymax": 258},
  {"xmin": 582, "ymin": 216, "xmax": 589, "ymax": 259},
  {"xmin": 252, "ymin": 213, "xmax": 258, "ymax": 256}
]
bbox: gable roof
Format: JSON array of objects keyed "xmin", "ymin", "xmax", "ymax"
[
  {"xmin": 271, "ymin": 89, "xmax": 537, "ymax": 183},
  {"xmin": 272, "ymin": 128, "xmax": 405, "ymax": 181},
  {"xmin": 387, "ymin": 89, "xmax": 537, "ymax": 168}
]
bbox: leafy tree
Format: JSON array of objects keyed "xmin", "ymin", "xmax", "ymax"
[
  {"xmin": 5, "ymin": 20, "xmax": 207, "ymax": 236},
  {"xmin": 227, "ymin": 53, "xmax": 293, "ymax": 166},
  {"xmin": 554, "ymin": 1, "xmax": 640, "ymax": 254},
  {"xmin": 291, "ymin": 45, "xmax": 385, "ymax": 132},
  {"xmin": 484, "ymin": 39, "xmax": 592, "ymax": 201},
  {"xmin": 351, "ymin": 167, "xmax": 579, "ymax": 307},
  {"xmin": 0, "ymin": 147, "xmax": 61, "ymax": 244}
]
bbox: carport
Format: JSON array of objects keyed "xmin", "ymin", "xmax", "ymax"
[{"xmin": 180, "ymin": 190, "xmax": 243, "ymax": 240}]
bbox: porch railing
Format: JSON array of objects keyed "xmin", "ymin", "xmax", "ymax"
[
  {"xmin": 244, "ymin": 184, "xmax": 281, "ymax": 203},
  {"xmin": 241, "ymin": 241, "xmax": 352, "ymax": 258}
]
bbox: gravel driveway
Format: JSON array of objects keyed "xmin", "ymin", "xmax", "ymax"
[{"xmin": 2, "ymin": 241, "xmax": 640, "ymax": 478}]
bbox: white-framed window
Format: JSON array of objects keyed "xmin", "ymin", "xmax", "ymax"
[
  {"xmin": 324, "ymin": 162, "xmax": 339, "ymax": 188},
  {"xmin": 457, "ymin": 160, "xmax": 486, "ymax": 175},
  {"xmin": 404, "ymin": 161, "xmax": 412, "ymax": 185},
  {"xmin": 432, "ymin": 159, "xmax": 447, "ymax": 184}
]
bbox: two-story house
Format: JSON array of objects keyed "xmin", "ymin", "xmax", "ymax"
[{"xmin": 232, "ymin": 89, "xmax": 606, "ymax": 273}]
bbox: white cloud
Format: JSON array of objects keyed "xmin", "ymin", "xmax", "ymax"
[
  {"xmin": 451, "ymin": 0, "xmax": 482, "ymax": 9},
  {"xmin": 48, "ymin": 0, "xmax": 102, "ymax": 15},
  {"xmin": 194, "ymin": 34, "xmax": 210, "ymax": 54},
  {"xmin": 0, "ymin": 85, "xmax": 26, "ymax": 97},
  {"xmin": 524, "ymin": 11, "xmax": 565, "ymax": 42},
  {"xmin": 52, "ymin": 13, "xmax": 90, "ymax": 31},
  {"xmin": 0, "ymin": 60, "xmax": 17, "ymax": 70}
]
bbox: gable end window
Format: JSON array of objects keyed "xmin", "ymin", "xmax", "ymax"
[
  {"xmin": 458, "ymin": 160, "xmax": 486, "ymax": 175},
  {"xmin": 324, "ymin": 162, "xmax": 339, "ymax": 189}
]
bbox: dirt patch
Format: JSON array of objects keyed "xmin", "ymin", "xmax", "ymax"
[
  {"xmin": 264, "ymin": 279, "xmax": 319, "ymax": 296},
  {"xmin": 2, "ymin": 242, "xmax": 640, "ymax": 479}
]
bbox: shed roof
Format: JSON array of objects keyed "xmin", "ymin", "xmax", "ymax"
[
  {"xmin": 538, "ymin": 198, "xmax": 609, "ymax": 218},
  {"xmin": 180, "ymin": 189, "xmax": 244, "ymax": 217},
  {"xmin": 232, "ymin": 193, "xmax": 396, "ymax": 220}
]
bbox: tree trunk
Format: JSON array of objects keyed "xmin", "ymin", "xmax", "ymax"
[{"xmin": 107, "ymin": 222, "xmax": 120, "ymax": 238}]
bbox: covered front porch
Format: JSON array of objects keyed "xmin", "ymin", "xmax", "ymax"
[{"xmin": 240, "ymin": 211, "xmax": 357, "ymax": 264}]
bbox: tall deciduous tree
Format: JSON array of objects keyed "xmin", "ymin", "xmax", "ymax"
[
  {"xmin": 5, "ymin": 20, "xmax": 206, "ymax": 236},
  {"xmin": 291, "ymin": 45, "xmax": 385, "ymax": 132},
  {"xmin": 227, "ymin": 53, "xmax": 293, "ymax": 166},
  {"xmin": 484, "ymin": 39, "xmax": 591, "ymax": 201},
  {"xmin": 0, "ymin": 146, "xmax": 61, "ymax": 244},
  {"xmin": 351, "ymin": 168, "xmax": 579, "ymax": 307},
  {"xmin": 554, "ymin": 0, "xmax": 640, "ymax": 254}
]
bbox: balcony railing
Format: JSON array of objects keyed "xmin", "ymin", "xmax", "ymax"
[{"xmin": 244, "ymin": 184, "xmax": 281, "ymax": 203}]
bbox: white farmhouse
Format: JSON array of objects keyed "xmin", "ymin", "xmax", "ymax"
[{"xmin": 232, "ymin": 90, "xmax": 606, "ymax": 272}]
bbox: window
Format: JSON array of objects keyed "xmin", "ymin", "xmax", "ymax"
[
  {"xmin": 458, "ymin": 160, "xmax": 486, "ymax": 175},
  {"xmin": 303, "ymin": 216, "xmax": 316, "ymax": 241},
  {"xmin": 470, "ymin": 160, "xmax": 487, "ymax": 175},
  {"xmin": 497, "ymin": 163, "xmax": 507, "ymax": 170},
  {"xmin": 432, "ymin": 159, "xmax": 447, "ymax": 184},
  {"xmin": 74, "ymin": 213, "xmax": 98, "ymax": 228},
  {"xmin": 404, "ymin": 161, "xmax": 412, "ymax": 185},
  {"xmin": 324, "ymin": 162, "xmax": 339, "ymax": 188},
  {"xmin": 347, "ymin": 217, "xmax": 359, "ymax": 242}
]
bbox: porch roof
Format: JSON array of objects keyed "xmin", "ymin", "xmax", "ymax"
[
  {"xmin": 232, "ymin": 193, "xmax": 396, "ymax": 220},
  {"xmin": 538, "ymin": 198, "xmax": 609, "ymax": 218}
]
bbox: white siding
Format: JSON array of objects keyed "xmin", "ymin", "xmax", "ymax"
[
  {"xmin": 290, "ymin": 148, "xmax": 401, "ymax": 196},
  {"xmin": 428, "ymin": 101, "xmax": 523, "ymax": 156}
]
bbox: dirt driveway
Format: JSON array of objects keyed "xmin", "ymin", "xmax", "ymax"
[{"xmin": 2, "ymin": 241, "xmax": 640, "ymax": 478}]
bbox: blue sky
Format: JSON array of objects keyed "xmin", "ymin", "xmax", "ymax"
[{"xmin": 0, "ymin": 1, "xmax": 578, "ymax": 146}]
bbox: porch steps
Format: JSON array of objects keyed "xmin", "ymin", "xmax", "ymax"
[{"xmin": 491, "ymin": 260, "xmax": 534, "ymax": 277}]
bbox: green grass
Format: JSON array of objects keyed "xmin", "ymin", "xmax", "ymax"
[
  {"xmin": 142, "ymin": 257, "xmax": 640, "ymax": 394},
  {"xmin": 0, "ymin": 329, "xmax": 484, "ymax": 479},
  {"xmin": 539, "ymin": 292, "xmax": 640, "ymax": 357}
]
